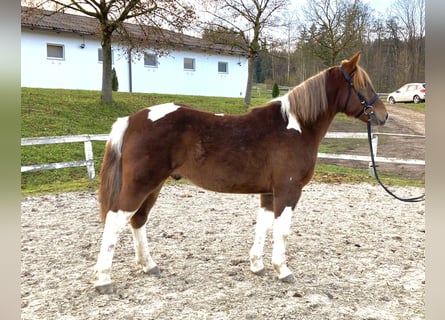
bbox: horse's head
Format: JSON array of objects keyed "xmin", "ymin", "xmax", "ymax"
[{"xmin": 337, "ymin": 52, "xmax": 388, "ymax": 126}]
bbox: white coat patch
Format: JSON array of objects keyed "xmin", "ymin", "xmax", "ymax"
[
  {"xmin": 272, "ymin": 206, "xmax": 293, "ymax": 279},
  {"xmin": 108, "ymin": 116, "xmax": 129, "ymax": 156},
  {"xmin": 94, "ymin": 209, "xmax": 135, "ymax": 287},
  {"xmin": 147, "ymin": 102, "xmax": 180, "ymax": 122},
  {"xmin": 131, "ymin": 223, "xmax": 158, "ymax": 273},
  {"xmin": 249, "ymin": 208, "xmax": 275, "ymax": 273},
  {"xmin": 274, "ymin": 94, "xmax": 302, "ymax": 133}
]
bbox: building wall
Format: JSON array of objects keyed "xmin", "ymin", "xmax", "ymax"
[{"xmin": 21, "ymin": 29, "xmax": 248, "ymax": 98}]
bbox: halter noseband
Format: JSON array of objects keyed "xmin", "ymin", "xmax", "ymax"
[{"xmin": 340, "ymin": 66, "xmax": 379, "ymax": 119}]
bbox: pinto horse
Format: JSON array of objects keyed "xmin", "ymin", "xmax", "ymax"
[{"xmin": 94, "ymin": 52, "xmax": 388, "ymax": 293}]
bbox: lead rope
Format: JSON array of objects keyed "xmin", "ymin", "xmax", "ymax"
[{"xmin": 367, "ymin": 117, "xmax": 425, "ymax": 202}]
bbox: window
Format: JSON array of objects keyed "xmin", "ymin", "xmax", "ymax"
[
  {"xmin": 144, "ymin": 53, "xmax": 158, "ymax": 67},
  {"xmin": 218, "ymin": 61, "xmax": 228, "ymax": 73},
  {"xmin": 47, "ymin": 44, "xmax": 64, "ymax": 59},
  {"xmin": 98, "ymin": 48, "xmax": 114, "ymax": 64},
  {"xmin": 183, "ymin": 58, "xmax": 195, "ymax": 71}
]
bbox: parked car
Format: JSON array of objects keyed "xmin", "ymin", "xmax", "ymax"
[{"xmin": 387, "ymin": 83, "xmax": 426, "ymax": 104}]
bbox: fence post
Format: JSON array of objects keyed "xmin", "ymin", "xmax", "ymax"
[
  {"xmin": 84, "ymin": 138, "xmax": 95, "ymax": 180},
  {"xmin": 368, "ymin": 134, "xmax": 378, "ymax": 177}
]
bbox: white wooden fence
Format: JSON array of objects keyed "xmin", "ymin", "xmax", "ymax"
[
  {"xmin": 322, "ymin": 131, "xmax": 425, "ymax": 160},
  {"xmin": 21, "ymin": 134, "xmax": 109, "ymax": 180},
  {"xmin": 21, "ymin": 132, "xmax": 425, "ymax": 180}
]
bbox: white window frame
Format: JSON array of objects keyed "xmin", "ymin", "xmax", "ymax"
[
  {"xmin": 183, "ymin": 57, "xmax": 196, "ymax": 71},
  {"xmin": 218, "ymin": 61, "xmax": 229, "ymax": 74},
  {"xmin": 47, "ymin": 43, "xmax": 65, "ymax": 60},
  {"xmin": 144, "ymin": 52, "xmax": 158, "ymax": 67},
  {"xmin": 98, "ymin": 48, "xmax": 114, "ymax": 64}
]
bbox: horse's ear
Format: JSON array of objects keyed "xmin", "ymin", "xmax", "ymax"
[{"xmin": 341, "ymin": 51, "xmax": 361, "ymax": 73}]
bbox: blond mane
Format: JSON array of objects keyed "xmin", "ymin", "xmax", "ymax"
[{"xmin": 285, "ymin": 69, "xmax": 328, "ymax": 125}]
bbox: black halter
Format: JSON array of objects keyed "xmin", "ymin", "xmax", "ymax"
[{"xmin": 340, "ymin": 66, "xmax": 379, "ymax": 119}]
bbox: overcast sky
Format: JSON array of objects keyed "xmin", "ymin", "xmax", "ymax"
[{"xmin": 290, "ymin": 0, "xmax": 391, "ymax": 15}]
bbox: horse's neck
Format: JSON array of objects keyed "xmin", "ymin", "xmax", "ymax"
[{"xmin": 302, "ymin": 110, "xmax": 337, "ymax": 144}]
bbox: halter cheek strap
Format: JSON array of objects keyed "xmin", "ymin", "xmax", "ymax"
[
  {"xmin": 340, "ymin": 66, "xmax": 378, "ymax": 119},
  {"xmin": 340, "ymin": 67, "xmax": 353, "ymax": 113}
]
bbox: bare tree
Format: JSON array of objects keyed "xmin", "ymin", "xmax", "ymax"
[
  {"xmin": 278, "ymin": 9, "xmax": 300, "ymax": 85},
  {"xmin": 25, "ymin": 0, "xmax": 195, "ymax": 104},
  {"xmin": 200, "ymin": 0, "xmax": 289, "ymax": 105},
  {"xmin": 300, "ymin": 0, "xmax": 372, "ymax": 66},
  {"xmin": 390, "ymin": 0, "xmax": 425, "ymax": 82},
  {"xmin": 243, "ymin": 0, "xmax": 425, "ymax": 93}
]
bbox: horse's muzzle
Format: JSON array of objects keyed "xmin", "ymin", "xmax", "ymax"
[{"xmin": 370, "ymin": 111, "xmax": 388, "ymax": 126}]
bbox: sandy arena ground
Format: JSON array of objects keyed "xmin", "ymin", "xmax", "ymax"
[{"xmin": 21, "ymin": 182, "xmax": 425, "ymax": 320}]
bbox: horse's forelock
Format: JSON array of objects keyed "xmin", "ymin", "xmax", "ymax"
[{"xmin": 351, "ymin": 66, "xmax": 373, "ymax": 90}]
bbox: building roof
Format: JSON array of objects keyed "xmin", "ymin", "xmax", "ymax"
[{"xmin": 21, "ymin": 6, "xmax": 246, "ymax": 56}]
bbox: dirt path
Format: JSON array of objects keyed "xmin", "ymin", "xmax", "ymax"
[
  {"xmin": 369, "ymin": 104, "xmax": 425, "ymax": 180},
  {"xmin": 323, "ymin": 104, "xmax": 425, "ymax": 181},
  {"xmin": 21, "ymin": 183, "xmax": 425, "ymax": 320},
  {"xmin": 383, "ymin": 105, "xmax": 425, "ymax": 136}
]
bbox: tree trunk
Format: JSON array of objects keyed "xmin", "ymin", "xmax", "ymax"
[
  {"xmin": 244, "ymin": 56, "xmax": 254, "ymax": 105},
  {"xmin": 101, "ymin": 33, "xmax": 113, "ymax": 104}
]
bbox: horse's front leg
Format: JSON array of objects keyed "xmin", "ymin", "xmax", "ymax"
[
  {"xmin": 94, "ymin": 209, "xmax": 135, "ymax": 294},
  {"xmin": 272, "ymin": 206, "xmax": 295, "ymax": 282},
  {"xmin": 271, "ymin": 187, "xmax": 301, "ymax": 283}
]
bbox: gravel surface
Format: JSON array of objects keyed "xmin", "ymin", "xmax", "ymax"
[{"xmin": 21, "ymin": 182, "xmax": 425, "ymax": 320}]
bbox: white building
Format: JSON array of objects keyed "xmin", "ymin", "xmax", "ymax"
[{"xmin": 21, "ymin": 7, "xmax": 249, "ymax": 98}]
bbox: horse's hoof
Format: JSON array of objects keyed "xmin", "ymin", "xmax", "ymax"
[
  {"xmin": 252, "ymin": 268, "xmax": 266, "ymax": 276},
  {"xmin": 146, "ymin": 266, "xmax": 161, "ymax": 277},
  {"xmin": 95, "ymin": 283, "xmax": 114, "ymax": 294},
  {"xmin": 279, "ymin": 274, "xmax": 297, "ymax": 284}
]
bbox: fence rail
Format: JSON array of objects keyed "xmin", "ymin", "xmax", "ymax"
[
  {"xmin": 21, "ymin": 132, "xmax": 425, "ymax": 180},
  {"xmin": 21, "ymin": 134, "xmax": 109, "ymax": 180},
  {"xmin": 322, "ymin": 132, "xmax": 425, "ymax": 168}
]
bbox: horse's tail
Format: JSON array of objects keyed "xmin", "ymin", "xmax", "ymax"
[{"xmin": 98, "ymin": 116, "xmax": 129, "ymax": 223}]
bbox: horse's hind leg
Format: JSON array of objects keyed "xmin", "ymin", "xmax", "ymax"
[
  {"xmin": 130, "ymin": 187, "xmax": 162, "ymax": 276},
  {"xmin": 249, "ymin": 194, "xmax": 275, "ymax": 275},
  {"xmin": 94, "ymin": 208, "xmax": 137, "ymax": 293},
  {"xmin": 94, "ymin": 179, "xmax": 164, "ymax": 293}
]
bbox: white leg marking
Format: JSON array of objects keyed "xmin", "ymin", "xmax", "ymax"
[
  {"xmin": 272, "ymin": 206, "xmax": 293, "ymax": 279},
  {"xmin": 131, "ymin": 223, "xmax": 158, "ymax": 273},
  {"xmin": 276, "ymin": 93, "xmax": 302, "ymax": 133},
  {"xmin": 249, "ymin": 208, "xmax": 274, "ymax": 274},
  {"xmin": 147, "ymin": 102, "xmax": 180, "ymax": 122},
  {"xmin": 214, "ymin": 113, "xmax": 225, "ymax": 116},
  {"xmin": 94, "ymin": 210, "xmax": 135, "ymax": 288},
  {"xmin": 108, "ymin": 116, "xmax": 129, "ymax": 156}
]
